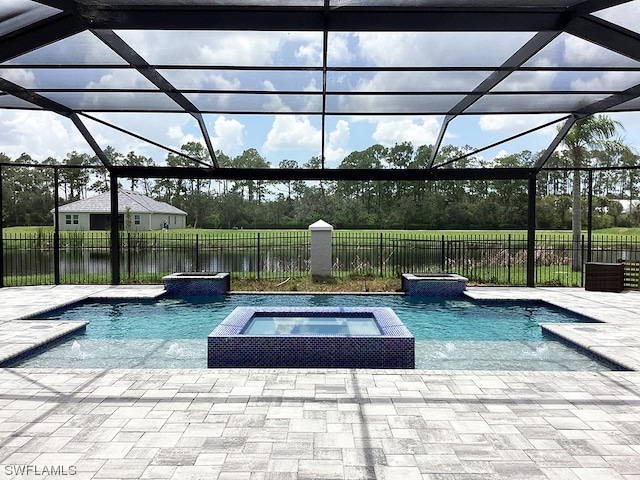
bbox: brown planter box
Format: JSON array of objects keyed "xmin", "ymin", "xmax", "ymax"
[{"xmin": 585, "ymin": 262, "xmax": 624, "ymax": 292}]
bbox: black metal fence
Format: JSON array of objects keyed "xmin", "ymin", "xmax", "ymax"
[{"xmin": 3, "ymin": 231, "xmax": 640, "ymax": 287}]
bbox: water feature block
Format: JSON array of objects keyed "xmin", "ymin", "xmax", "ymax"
[
  {"xmin": 208, "ymin": 306, "xmax": 414, "ymax": 368},
  {"xmin": 162, "ymin": 272, "xmax": 230, "ymax": 296},
  {"xmin": 402, "ymin": 273, "xmax": 468, "ymax": 296}
]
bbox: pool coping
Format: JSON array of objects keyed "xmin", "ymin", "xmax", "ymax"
[
  {"xmin": 0, "ymin": 285, "xmax": 639, "ymax": 371},
  {"xmin": 0, "ymin": 320, "xmax": 88, "ymax": 367},
  {"xmin": 464, "ymin": 287, "xmax": 640, "ymax": 371}
]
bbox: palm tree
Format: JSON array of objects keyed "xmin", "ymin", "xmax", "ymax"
[{"xmin": 561, "ymin": 115, "xmax": 623, "ymax": 271}]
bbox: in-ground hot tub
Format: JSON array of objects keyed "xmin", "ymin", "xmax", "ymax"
[
  {"xmin": 208, "ymin": 306, "xmax": 414, "ymax": 368},
  {"xmin": 402, "ymin": 273, "xmax": 468, "ymax": 297},
  {"xmin": 162, "ymin": 272, "xmax": 230, "ymax": 296}
]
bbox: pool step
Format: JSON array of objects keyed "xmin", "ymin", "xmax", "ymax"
[{"xmin": 0, "ymin": 320, "xmax": 88, "ymax": 367}]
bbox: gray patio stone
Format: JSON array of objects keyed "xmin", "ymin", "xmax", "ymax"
[{"xmin": 0, "ymin": 286, "xmax": 640, "ymax": 479}]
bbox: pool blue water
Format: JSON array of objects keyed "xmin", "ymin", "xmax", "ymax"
[
  {"xmin": 243, "ymin": 315, "xmax": 382, "ymax": 336},
  {"xmin": 18, "ymin": 294, "xmax": 607, "ymax": 370}
]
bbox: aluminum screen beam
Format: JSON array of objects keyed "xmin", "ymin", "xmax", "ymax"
[
  {"xmin": 0, "ymin": 12, "xmax": 84, "ymax": 64},
  {"xmin": 427, "ymin": 30, "xmax": 561, "ymax": 168},
  {"xmin": 113, "ymin": 165, "xmax": 533, "ymax": 182},
  {"xmin": 0, "ymin": 78, "xmax": 112, "ymax": 167},
  {"xmin": 63, "ymin": 7, "xmax": 568, "ymax": 33},
  {"xmin": 92, "ymin": 29, "xmax": 219, "ymax": 168},
  {"xmin": 566, "ymin": 15, "xmax": 640, "ymax": 63}
]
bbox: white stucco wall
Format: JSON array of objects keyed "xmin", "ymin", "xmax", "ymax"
[
  {"xmin": 57, "ymin": 212, "xmax": 90, "ymax": 231},
  {"xmin": 56, "ymin": 212, "xmax": 186, "ymax": 231},
  {"xmin": 151, "ymin": 213, "xmax": 186, "ymax": 230}
]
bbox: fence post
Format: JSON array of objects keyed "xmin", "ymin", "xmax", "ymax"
[
  {"xmin": 53, "ymin": 166, "xmax": 60, "ymax": 285},
  {"xmin": 441, "ymin": 235, "xmax": 445, "ymax": 272},
  {"xmin": 526, "ymin": 172, "xmax": 536, "ymax": 287},
  {"xmin": 581, "ymin": 234, "xmax": 585, "ymax": 287},
  {"xmin": 380, "ymin": 232, "xmax": 383, "ymax": 277},
  {"xmin": 127, "ymin": 231, "xmax": 131, "ymax": 279},
  {"xmin": 109, "ymin": 174, "xmax": 120, "ymax": 285},
  {"xmin": 508, "ymin": 234, "xmax": 511, "ymax": 284},
  {"xmin": 587, "ymin": 169, "xmax": 593, "ymax": 263},
  {"xmin": 195, "ymin": 234, "xmax": 200, "ymax": 272},
  {"xmin": 257, "ymin": 232, "xmax": 261, "ymax": 280}
]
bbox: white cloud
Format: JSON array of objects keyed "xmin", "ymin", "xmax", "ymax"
[
  {"xmin": 358, "ymin": 71, "xmax": 486, "ymax": 93},
  {"xmin": 85, "ymin": 70, "xmax": 154, "ymax": 89},
  {"xmin": 295, "ymin": 42, "xmax": 322, "ymax": 65},
  {"xmin": 167, "ymin": 125, "xmax": 185, "ymax": 140},
  {"xmin": 160, "ymin": 69, "xmax": 242, "ymax": 90},
  {"xmin": 493, "ymin": 71, "xmax": 557, "ymax": 91},
  {"xmin": 166, "ymin": 125, "xmax": 197, "ymax": 145},
  {"xmin": 117, "ymin": 31, "xmax": 320, "ymax": 67},
  {"xmin": 0, "ymin": 110, "xmax": 87, "ymax": 160},
  {"xmin": 355, "ymin": 32, "xmax": 534, "ymax": 67},
  {"xmin": 564, "ymin": 36, "xmax": 610, "ymax": 66},
  {"xmin": 371, "ymin": 117, "xmax": 440, "ymax": 147},
  {"xmin": 570, "ymin": 71, "xmax": 640, "ymax": 91},
  {"xmin": 262, "ymin": 92, "xmax": 290, "ymax": 113},
  {"xmin": 0, "ymin": 68, "xmax": 36, "ymax": 88},
  {"xmin": 595, "ymin": 2, "xmax": 640, "ymax": 34},
  {"xmin": 325, "ymin": 119, "xmax": 351, "ymax": 164},
  {"xmin": 263, "ymin": 115, "xmax": 321, "ymax": 153},
  {"xmin": 479, "ymin": 114, "xmax": 562, "ymax": 138},
  {"xmin": 562, "ymin": 34, "xmax": 637, "ymax": 67},
  {"xmin": 330, "ymin": 32, "xmax": 533, "ymax": 115},
  {"xmin": 149, "ymin": 115, "xmax": 245, "ymax": 156},
  {"xmin": 210, "ymin": 116, "xmax": 244, "ymax": 153},
  {"xmin": 117, "ymin": 31, "xmax": 275, "ymax": 66},
  {"xmin": 609, "ymin": 112, "xmax": 640, "ymax": 153},
  {"xmin": 327, "ymin": 33, "xmax": 354, "ymax": 65},
  {"xmin": 87, "ymin": 112, "xmax": 196, "ymax": 155},
  {"xmin": 7, "ymin": 31, "xmax": 123, "ymax": 65}
]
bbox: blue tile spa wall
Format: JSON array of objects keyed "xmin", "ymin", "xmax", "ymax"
[{"xmin": 208, "ymin": 306, "xmax": 414, "ymax": 369}]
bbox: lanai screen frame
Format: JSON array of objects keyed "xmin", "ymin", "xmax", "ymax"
[{"xmin": 2, "ymin": 0, "xmax": 640, "ymax": 286}]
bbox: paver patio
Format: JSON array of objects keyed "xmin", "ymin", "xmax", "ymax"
[{"xmin": 0, "ymin": 285, "xmax": 639, "ymax": 479}]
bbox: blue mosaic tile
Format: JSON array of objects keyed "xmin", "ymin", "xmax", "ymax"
[
  {"xmin": 401, "ymin": 273, "xmax": 468, "ymax": 297},
  {"xmin": 162, "ymin": 272, "xmax": 230, "ymax": 296},
  {"xmin": 208, "ymin": 306, "xmax": 414, "ymax": 369}
]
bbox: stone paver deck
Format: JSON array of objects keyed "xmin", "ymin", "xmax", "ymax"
[{"xmin": 0, "ymin": 285, "xmax": 639, "ymax": 479}]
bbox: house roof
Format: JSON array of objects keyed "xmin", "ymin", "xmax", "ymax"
[{"xmin": 58, "ymin": 190, "xmax": 187, "ymax": 215}]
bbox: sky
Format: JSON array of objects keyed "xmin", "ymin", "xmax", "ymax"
[{"xmin": 1, "ymin": 1, "xmax": 640, "ymax": 169}]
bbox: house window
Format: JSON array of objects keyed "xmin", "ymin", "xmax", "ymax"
[
  {"xmin": 73, "ymin": 214, "xmax": 79, "ymax": 225},
  {"xmin": 134, "ymin": 214, "xmax": 140, "ymax": 225},
  {"xmin": 65, "ymin": 214, "xmax": 71, "ymax": 225}
]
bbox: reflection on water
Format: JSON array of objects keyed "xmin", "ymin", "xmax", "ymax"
[{"xmin": 5, "ymin": 249, "xmax": 317, "ymax": 277}]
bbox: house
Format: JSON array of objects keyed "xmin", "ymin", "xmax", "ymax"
[{"xmin": 55, "ymin": 189, "xmax": 187, "ymax": 231}]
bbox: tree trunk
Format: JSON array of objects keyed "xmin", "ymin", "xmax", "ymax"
[{"xmin": 572, "ymin": 168, "xmax": 582, "ymax": 271}]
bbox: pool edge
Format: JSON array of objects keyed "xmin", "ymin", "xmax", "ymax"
[{"xmin": 0, "ymin": 321, "xmax": 88, "ymax": 367}]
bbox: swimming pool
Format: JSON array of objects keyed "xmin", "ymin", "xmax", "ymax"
[{"xmin": 16, "ymin": 294, "xmax": 608, "ymax": 371}]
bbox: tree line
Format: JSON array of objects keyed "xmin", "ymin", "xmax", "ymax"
[{"xmin": 2, "ymin": 116, "xmax": 639, "ymax": 231}]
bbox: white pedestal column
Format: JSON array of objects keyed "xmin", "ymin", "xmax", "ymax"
[{"xmin": 309, "ymin": 219, "xmax": 334, "ymax": 277}]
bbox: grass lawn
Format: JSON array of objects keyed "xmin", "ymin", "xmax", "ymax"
[{"xmin": 232, "ymin": 275, "xmax": 403, "ymax": 292}]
